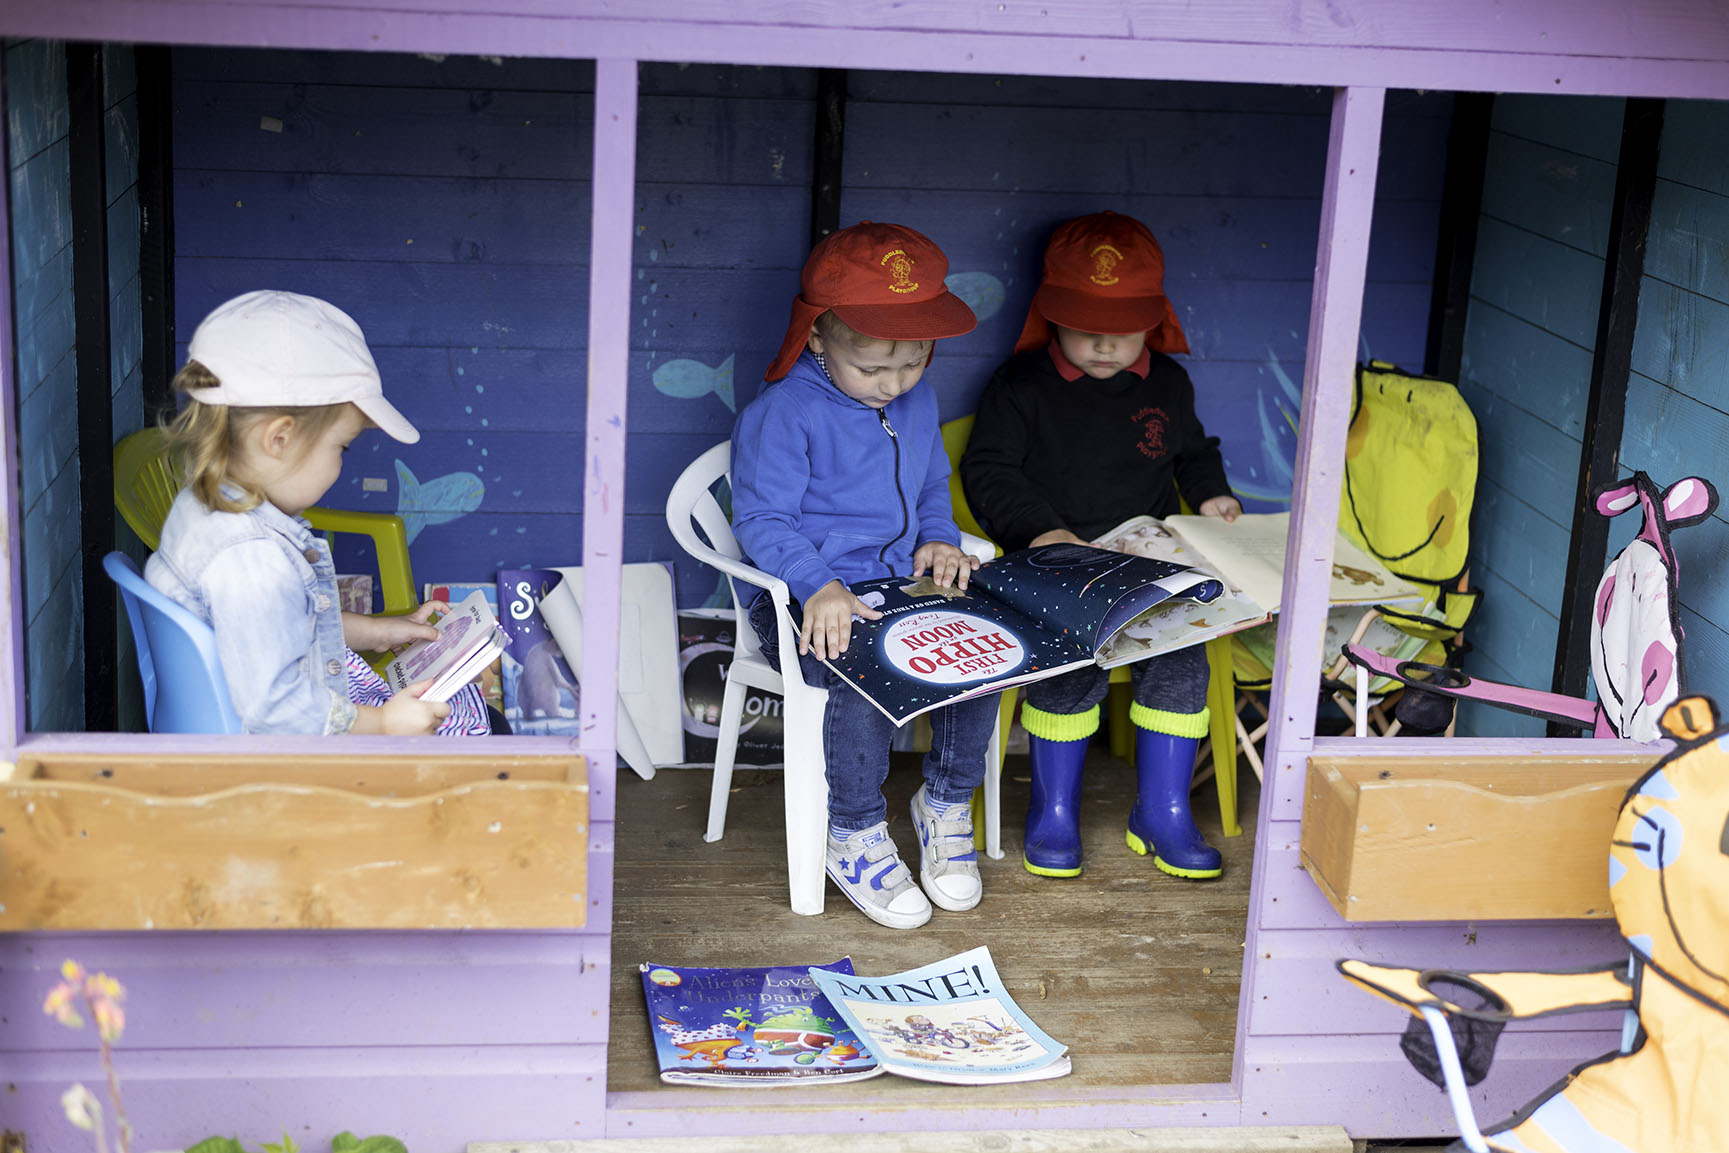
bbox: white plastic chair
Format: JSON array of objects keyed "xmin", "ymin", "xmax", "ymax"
[{"xmin": 666, "ymin": 440, "xmax": 1002, "ymax": 916}]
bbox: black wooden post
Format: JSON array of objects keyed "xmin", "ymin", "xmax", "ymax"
[
  {"xmin": 136, "ymin": 44, "xmax": 176, "ymax": 424},
  {"xmin": 810, "ymin": 68, "xmax": 846, "ymax": 247},
  {"xmin": 68, "ymin": 40, "xmax": 118, "ymax": 730},
  {"xmin": 1549, "ymin": 97, "xmax": 1665, "ymax": 719},
  {"xmin": 1424, "ymin": 93, "xmax": 1494, "ymax": 382}
]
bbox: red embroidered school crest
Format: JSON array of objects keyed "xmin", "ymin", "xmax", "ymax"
[
  {"xmin": 1089, "ymin": 243, "xmax": 1124, "ymax": 286},
  {"xmin": 1133, "ymin": 406, "xmax": 1168, "ymax": 459},
  {"xmin": 881, "ymin": 248, "xmax": 920, "ymax": 294}
]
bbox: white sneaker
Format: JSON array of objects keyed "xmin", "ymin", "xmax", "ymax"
[
  {"xmin": 910, "ymin": 785, "xmax": 982, "ymax": 912},
  {"xmin": 825, "ymin": 822, "xmax": 931, "ymax": 929}
]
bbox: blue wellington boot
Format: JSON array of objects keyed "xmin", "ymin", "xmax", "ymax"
[
  {"xmin": 1023, "ymin": 734, "xmax": 1088, "ymax": 877},
  {"xmin": 1126, "ymin": 728, "xmax": 1223, "ymax": 879}
]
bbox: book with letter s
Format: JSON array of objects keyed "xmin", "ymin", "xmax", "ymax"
[
  {"xmin": 1087, "ymin": 512, "xmax": 1425, "ymax": 667},
  {"xmin": 381, "ymin": 588, "xmax": 508, "ymax": 702},
  {"xmin": 811, "ymin": 542, "xmax": 1225, "ymax": 725},
  {"xmin": 807, "ymin": 946, "xmax": 1070, "ymax": 1085}
]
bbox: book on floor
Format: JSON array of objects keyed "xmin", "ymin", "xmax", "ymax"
[
  {"xmin": 639, "ymin": 959, "xmax": 884, "ymax": 1085},
  {"xmin": 807, "ymin": 946, "xmax": 1071, "ymax": 1085},
  {"xmin": 1087, "ymin": 512, "xmax": 1426, "ymax": 666},
  {"xmin": 809, "ymin": 542, "xmax": 1224, "ymax": 725},
  {"xmin": 381, "ymin": 588, "xmax": 508, "ymax": 703}
]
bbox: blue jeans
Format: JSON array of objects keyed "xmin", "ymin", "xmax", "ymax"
[
  {"xmin": 1023, "ymin": 643, "xmax": 1210, "ymax": 716},
  {"xmin": 750, "ymin": 592, "xmax": 997, "ymax": 833}
]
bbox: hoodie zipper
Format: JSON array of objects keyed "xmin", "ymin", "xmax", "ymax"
[{"xmin": 877, "ymin": 408, "xmax": 908, "ymax": 575}]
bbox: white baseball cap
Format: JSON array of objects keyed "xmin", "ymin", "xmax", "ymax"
[{"xmin": 185, "ymin": 290, "xmax": 420, "ymax": 444}]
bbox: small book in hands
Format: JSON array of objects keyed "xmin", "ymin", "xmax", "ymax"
[
  {"xmin": 807, "ymin": 543, "xmax": 1224, "ymax": 725},
  {"xmin": 382, "ymin": 588, "xmax": 509, "ymax": 703}
]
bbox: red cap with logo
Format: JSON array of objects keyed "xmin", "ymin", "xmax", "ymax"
[
  {"xmin": 1014, "ymin": 211, "xmax": 1188, "ymax": 356},
  {"xmin": 766, "ymin": 221, "xmax": 978, "ymax": 381}
]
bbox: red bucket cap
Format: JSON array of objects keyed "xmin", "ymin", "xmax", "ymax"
[
  {"xmin": 767, "ymin": 221, "xmax": 977, "ymax": 381},
  {"xmin": 1014, "ymin": 212, "xmax": 1188, "ymax": 356}
]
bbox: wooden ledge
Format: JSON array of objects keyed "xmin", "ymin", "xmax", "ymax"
[
  {"xmin": 1300, "ymin": 749, "xmax": 1659, "ymax": 922},
  {"xmin": 0, "ymin": 751, "xmax": 588, "ymax": 931},
  {"xmin": 470, "ymin": 1126, "xmax": 1353, "ymax": 1153}
]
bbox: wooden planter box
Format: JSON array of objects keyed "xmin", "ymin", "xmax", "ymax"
[
  {"xmin": 0, "ymin": 751, "xmax": 588, "ymax": 930},
  {"xmin": 1300, "ymin": 749, "xmax": 1658, "ymax": 922}
]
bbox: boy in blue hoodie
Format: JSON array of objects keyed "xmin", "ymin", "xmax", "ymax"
[{"xmin": 731, "ymin": 221, "xmax": 998, "ymax": 930}]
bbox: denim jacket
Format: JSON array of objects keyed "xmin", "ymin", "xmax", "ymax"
[{"xmin": 145, "ymin": 486, "xmax": 357, "ymax": 734}]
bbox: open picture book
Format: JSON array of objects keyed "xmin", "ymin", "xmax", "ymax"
[
  {"xmin": 807, "ymin": 946, "xmax": 1070, "ymax": 1085},
  {"xmin": 1088, "ymin": 512, "xmax": 1426, "ymax": 666},
  {"xmin": 381, "ymin": 588, "xmax": 509, "ymax": 703},
  {"xmin": 811, "ymin": 543, "xmax": 1225, "ymax": 725}
]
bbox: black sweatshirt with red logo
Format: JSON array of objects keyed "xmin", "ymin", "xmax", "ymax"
[{"xmin": 960, "ymin": 346, "xmax": 1233, "ymax": 553}]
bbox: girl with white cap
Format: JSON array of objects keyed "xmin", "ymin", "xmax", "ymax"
[{"xmin": 145, "ymin": 290, "xmax": 491, "ymax": 736}]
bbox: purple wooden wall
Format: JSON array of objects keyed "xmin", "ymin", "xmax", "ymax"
[{"xmin": 5, "ymin": 2, "xmax": 1729, "ymax": 1148}]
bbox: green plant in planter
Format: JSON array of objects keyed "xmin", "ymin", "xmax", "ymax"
[
  {"xmin": 187, "ymin": 1136, "xmax": 407, "ymax": 1153},
  {"xmin": 44, "ymin": 959, "xmax": 407, "ymax": 1153}
]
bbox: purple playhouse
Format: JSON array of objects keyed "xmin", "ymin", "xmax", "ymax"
[{"xmin": 4, "ymin": 2, "xmax": 1729, "ymax": 1149}]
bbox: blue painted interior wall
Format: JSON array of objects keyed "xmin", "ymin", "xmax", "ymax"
[
  {"xmin": 835, "ymin": 74, "xmax": 1446, "ymax": 505},
  {"xmin": 7, "ymin": 39, "xmax": 81, "ymax": 733},
  {"xmin": 105, "ymin": 47, "xmax": 143, "ymax": 441},
  {"xmin": 5, "ymin": 39, "xmax": 145, "ymax": 733},
  {"xmin": 1454, "ymin": 95, "xmax": 1623, "ymax": 738},
  {"xmin": 171, "ymin": 49, "xmax": 599, "ymax": 605},
  {"xmin": 1619, "ymin": 99, "xmax": 1729, "ymax": 704},
  {"xmin": 171, "ymin": 53, "xmax": 1450, "ymax": 613}
]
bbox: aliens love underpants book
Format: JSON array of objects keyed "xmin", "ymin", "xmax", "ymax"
[
  {"xmin": 639, "ymin": 959, "xmax": 883, "ymax": 1085},
  {"xmin": 810, "ymin": 542, "xmax": 1224, "ymax": 725}
]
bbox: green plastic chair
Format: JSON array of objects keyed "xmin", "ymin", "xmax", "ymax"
[{"xmin": 112, "ymin": 426, "xmax": 418, "ymax": 615}]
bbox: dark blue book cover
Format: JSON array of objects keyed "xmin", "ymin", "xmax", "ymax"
[
  {"xmin": 813, "ymin": 544, "xmax": 1223, "ymax": 725},
  {"xmin": 639, "ymin": 959, "xmax": 883, "ymax": 1085}
]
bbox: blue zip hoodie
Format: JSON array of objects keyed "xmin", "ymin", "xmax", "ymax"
[{"xmin": 731, "ymin": 350, "xmax": 961, "ymax": 603}]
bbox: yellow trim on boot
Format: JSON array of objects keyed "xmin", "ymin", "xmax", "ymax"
[
  {"xmin": 1125, "ymin": 828, "xmax": 1225, "ymax": 879},
  {"xmin": 1020, "ymin": 702, "xmax": 1100, "ymax": 742},
  {"xmin": 1022, "ymin": 856, "xmax": 1083, "ymax": 878},
  {"xmin": 1129, "ymin": 703, "xmax": 1211, "ymax": 739}
]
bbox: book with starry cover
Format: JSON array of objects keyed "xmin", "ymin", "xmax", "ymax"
[
  {"xmin": 639, "ymin": 958, "xmax": 884, "ymax": 1085},
  {"xmin": 809, "ymin": 542, "xmax": 1224, "ymax": 725}
]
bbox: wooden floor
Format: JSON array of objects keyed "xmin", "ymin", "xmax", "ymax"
[{"xmin": 607, "ymin": 742, "xmax": 1258, "ymax": 1097}]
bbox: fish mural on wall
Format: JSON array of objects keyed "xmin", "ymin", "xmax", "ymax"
[
  {"xmin": 395, "ymin": 459, "xmax": 486, "ymax": 544},
  {"xmin": 646, "ymin": 273, "xmax": 1002, "ymax": 420},
  {"xmin": 654, "ymin": 353, "xmax": 735, "ymax": 411}
]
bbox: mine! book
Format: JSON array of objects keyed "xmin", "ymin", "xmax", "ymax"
[{"xmin": 808, "ymin": 946, "xmax": 1070, "ymax": 1084}]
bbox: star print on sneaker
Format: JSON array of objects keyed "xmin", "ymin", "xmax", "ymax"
[
  {"xmin": 910, "ymin": 784, "xmax": 982, "ymax": 912},
  {"xmin": 825, "ymin": 821, "xmax": 932, "ymax": 929}
]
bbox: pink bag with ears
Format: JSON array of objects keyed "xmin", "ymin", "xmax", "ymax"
[{"xmin": 1343, "ymin": 472, "xmax": 1719, "ymax": 741}]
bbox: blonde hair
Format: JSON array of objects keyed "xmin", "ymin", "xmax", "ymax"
[
  {"xmin": 164, "ymin": 360, "xmax": 359, "ymax": 512},
  {"xmin": 813, "ymin": 310, "xmax": 932, "ymax": 354}
]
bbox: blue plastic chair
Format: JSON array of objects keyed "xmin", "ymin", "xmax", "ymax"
[{"xmin": 104, "ymin": 551, "xmax": 243, "ymax": 733}]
